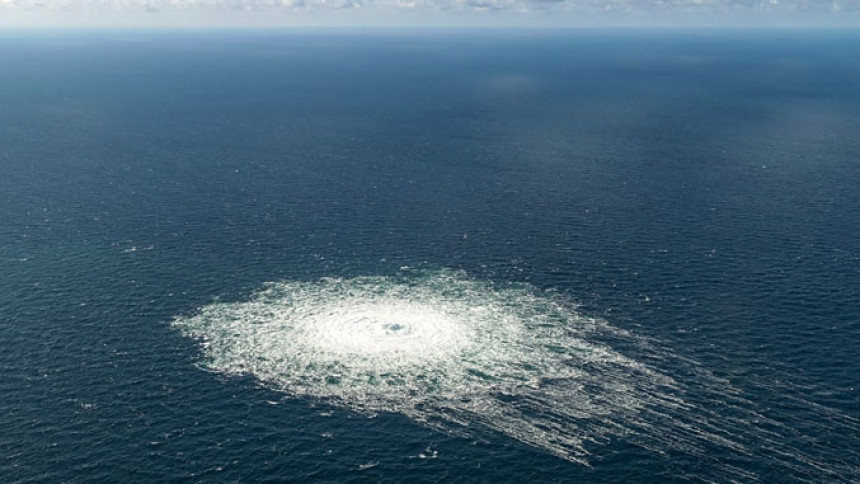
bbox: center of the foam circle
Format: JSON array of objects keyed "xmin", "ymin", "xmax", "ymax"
[{"xmin": 348, "ymin": 313, "xmax": 414, "ymax": 337}]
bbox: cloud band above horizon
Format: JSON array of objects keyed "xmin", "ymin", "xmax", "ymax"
[{"xmin": 1, "ymin": 0, "xmax": 857, "ymax": 27}]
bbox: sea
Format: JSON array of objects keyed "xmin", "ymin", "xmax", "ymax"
[{"xmin": 1, "ymin": 29, "xmax": 858, "ymax": 482}]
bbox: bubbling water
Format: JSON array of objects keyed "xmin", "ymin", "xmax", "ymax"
[
  {"xmin": 173, "ymin": 269, "xmax": 678, "ymax": 463},
  {"xmin": 172, "ymin": 268, "xmax": 860, "ymax": 478}
]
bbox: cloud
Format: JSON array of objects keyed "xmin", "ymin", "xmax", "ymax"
[
  {"xmin": 0, "ymin": 0, "xmax": 857, "ymax": 25},
  {"xmin": 0, "ymin": 0, "xmax": 851, "ymax": 10}
]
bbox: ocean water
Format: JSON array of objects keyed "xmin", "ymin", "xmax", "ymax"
[{"xmin": 1, "ymin": 30, "xmax": 858, "ymax": 482}]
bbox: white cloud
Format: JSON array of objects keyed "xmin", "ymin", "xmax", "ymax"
[{"xmin": 0, "ymin": 0, "xmax": 857, "ymax": 26}]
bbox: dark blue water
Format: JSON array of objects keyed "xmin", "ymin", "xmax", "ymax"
[{"xmin": 1, "ymin": 30, "xmax": 858, "ymax": 482}]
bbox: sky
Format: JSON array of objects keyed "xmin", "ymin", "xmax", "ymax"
[{"xmin": 0, "ymin": 0, "xmax": 857, "ymax": 28}]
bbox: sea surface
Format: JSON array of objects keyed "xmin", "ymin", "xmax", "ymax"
[{"xmin": 1, "ymin": 30, "xmax": 858, "ymax": 482}]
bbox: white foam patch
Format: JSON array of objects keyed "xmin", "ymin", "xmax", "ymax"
[
  {"xmin": 172, "ymin": 268, "xmax": 859, "ymax": 478},
  {"xmin": 173, "ymin": 269, "xmax": 684, "ymax": 463}
]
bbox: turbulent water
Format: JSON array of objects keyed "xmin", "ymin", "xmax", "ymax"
[
  {"xmin": 174, "ymin": 269, "xmax": 677, "ymax": 465},
  {"xmin": 173, "ymin": 268, "xmax": 857, "ymax": 480},
  {"xmin": 2, "ymin": 30, "xmax": 859, "ymax": 482}
]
